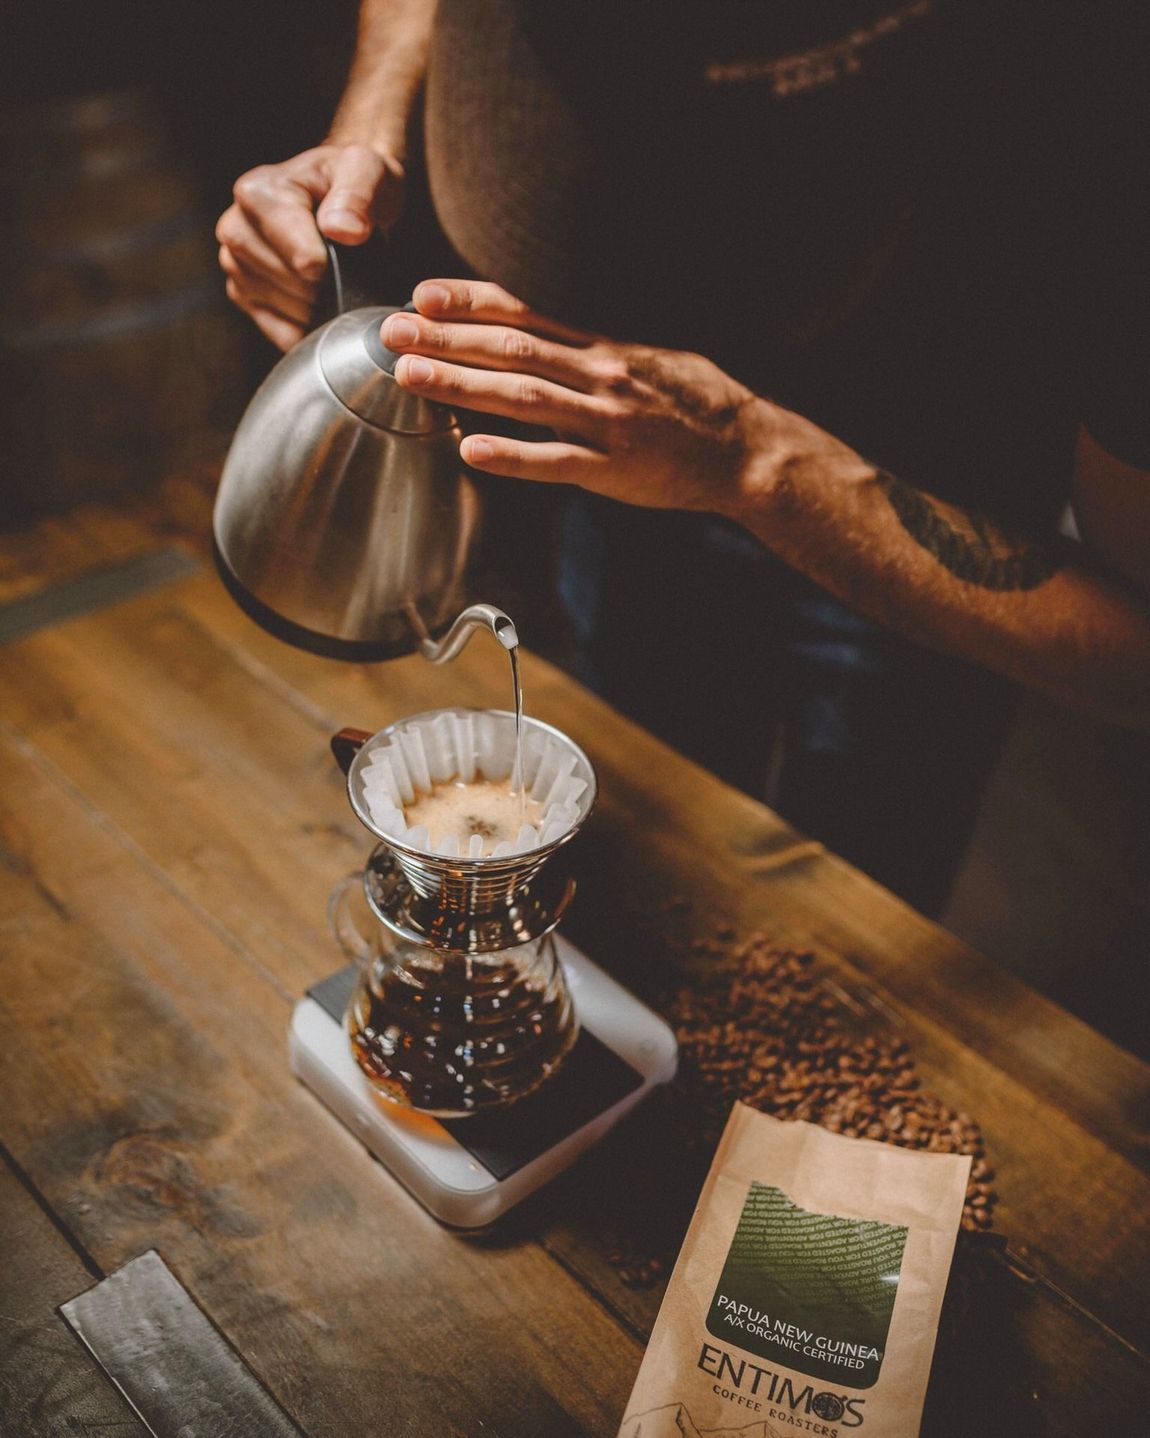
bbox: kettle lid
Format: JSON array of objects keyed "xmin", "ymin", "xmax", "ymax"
[{"xmin": 318, "ymin": 304, "xmax": 456, "ymax": 435}]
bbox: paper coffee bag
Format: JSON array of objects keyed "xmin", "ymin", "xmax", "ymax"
[{"xmin": 618, "ymin": 1103, "xmax": 969, "ymax": 1438}]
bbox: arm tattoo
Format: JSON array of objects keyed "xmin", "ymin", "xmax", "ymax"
[{"xmin": 877, "ymin": 470, "xmax": 1062, "ymax": 591}]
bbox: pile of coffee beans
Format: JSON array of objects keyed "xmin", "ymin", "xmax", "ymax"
[
  {"xmin": 601, "ymin": 915, "xmax": 997, "ymax": 1289},
  {"xmin": 668, "ymin": 930, "xmax": 996, "ymax": 1232}
]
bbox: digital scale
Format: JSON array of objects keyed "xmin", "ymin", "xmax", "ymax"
[{"xmin": 290, "ymin": 934, "xmax": 678, "ymax": 1228}]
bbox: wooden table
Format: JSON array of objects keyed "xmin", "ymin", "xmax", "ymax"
[{"xmin": 1, "ymin": 475, "xmax": 1147, "ymax": 1436}]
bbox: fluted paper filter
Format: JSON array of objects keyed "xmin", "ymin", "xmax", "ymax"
[{"xmin": 354, "ymin": 709, "xmax": 591, "ymax": 858}]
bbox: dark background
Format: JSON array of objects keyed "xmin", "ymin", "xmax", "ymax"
[{"xmin": 5, "ymin": 0, "xmax": 355, "ymax": 212}]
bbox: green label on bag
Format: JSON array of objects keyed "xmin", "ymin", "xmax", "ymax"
[{"xmin": 706, "ymin": 1182, "xmax": 907, "ymax": 1389}]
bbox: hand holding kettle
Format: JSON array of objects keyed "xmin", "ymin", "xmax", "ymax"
[{"xmin": 216, "ymin": 144, "xmax": 405, "ymax": 351}]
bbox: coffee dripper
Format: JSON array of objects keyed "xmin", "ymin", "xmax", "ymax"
[{"xmin": 330, "ymin": 709, "xmax": 597, "ymax": 1116}]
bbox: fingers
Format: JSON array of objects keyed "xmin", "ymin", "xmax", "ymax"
[
  {"xmin": 224, "ymin": 282, "xmax": 306, "ymax": 351},
  {"xmin": 219, "ymin": 143, "xmax": 408, "ymax": 343},
  {"xmin": 218, "ymin": 211, "xmax": 314, "ymax": 346},
  {"xmin": 317, "ymin": 145, "xmax": 400, "ymax": 242},
  {"xmin": 216, "ymin": 205, "xmax": 319, "ymax": 301},
  {"xmin": 381, "ymin": 311, "xmax": 608, "ymax": 393},
  {"xmin": 393, "ymin": 353, "xmax": 614, "ymax": 439},
  {"xmin": 412, "ymin": 279, "xmax": 596, "ymax": 344},
  {"xmin": 460, "ymin": 435, "xmax": 610, "ymax": 488},
  {"xmin": 230, "ymin": 153, "xmax": 329, "ymax": 278},
  {"xmin": 218, "ymin": 246, "xmax": 312, "ymax": 326}
]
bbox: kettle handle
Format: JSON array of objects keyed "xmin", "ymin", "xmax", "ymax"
[{"xmin": 314, "ymin": 237, "xmax": 387, "ymax": 326}]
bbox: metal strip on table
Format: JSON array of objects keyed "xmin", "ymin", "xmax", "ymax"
[{"xmin": 60, "ymin": 1250, "xmax": 306, "ymax": 1438}]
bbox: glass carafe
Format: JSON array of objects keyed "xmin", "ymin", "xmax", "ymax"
[{"xmin": 330, "ymin": 710, "xmax": 595, "ymax": 1117}]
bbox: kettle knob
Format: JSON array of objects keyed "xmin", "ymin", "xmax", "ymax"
[{"xmin": 296, "ymin": 238, "xmax": 453, "ymax": 435}]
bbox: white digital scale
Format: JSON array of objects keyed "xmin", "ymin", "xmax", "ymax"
[{"xmin": 290, "ymin": 934, "xmax": 678, "ymax": 1228}]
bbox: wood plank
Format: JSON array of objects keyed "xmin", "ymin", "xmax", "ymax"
[
  {"xmin": 0, "ymin": 463, "xmax": 215, "ymax": 606},
  {"xmin": 171, "ymin": 584, "xmax": 1150, "ymax": 1325},
  {"xmin": 3, "ymin": 493, "xmax": 1149, "ymax": 1430},
  {"xmin": 921, "ymin": 1237, "xmax": 1150, "ymax": 1437},
  {"xmin": 0, "ymin": 505, "xmax": 149, "ymax": 606},
  {"xmin": 0, "ymin": 594, "xmax": 365, "ymax": 1000},
  {"xmin": 0, "ymin": 571, "xmax": 1147, "ymax": 1359},
  {"xmin": 184, "ymin": 569, "xmax": 1150, "ymax": 1175},
  {"xmin": 0, "ymin": 731, "xmax": 644, "ymax": 1438},
  {"xmin": 0, "ymin": 548, "xmax": 200, "ymax": 645},
  {"xmin": 26, "ymin": 480, "xmax": 1150, "ymax": 1171},
  {"xmin": 526, "ymin": 657, "xmax": 1150, "ymax": 1172},
  {"xmin": 0, "ymin": 1150, "xmax": 145, "ymax": 1437}
]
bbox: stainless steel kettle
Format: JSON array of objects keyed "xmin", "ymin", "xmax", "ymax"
[{"xmin": 213, "ymin": 244, "xmax": 514, "ymax": 664}]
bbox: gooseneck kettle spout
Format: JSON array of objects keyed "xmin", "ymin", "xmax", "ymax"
[
  {"xmin": 212, "ymin": 242, "xmax": 500, "ymax": 664},
  {"xmin": 408, "ymin": 602, "xmax": 519, "ymax": 664}
]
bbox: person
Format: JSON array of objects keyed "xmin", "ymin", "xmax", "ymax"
[{"xmin": 217, "ymin": 0, "xmax": 1149, "ymax": 913}]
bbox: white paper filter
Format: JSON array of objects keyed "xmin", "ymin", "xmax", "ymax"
[{"xmin": 356, "ymin": 711, "xmax": 591, "ymax": 859}]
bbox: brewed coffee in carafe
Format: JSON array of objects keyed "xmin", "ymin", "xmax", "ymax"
[
  {"xmin": 347, "ymin": 934, "xmax": 575, "ymax": 1113},
  {"xmin": 331, "ymin": 685, "xmax": 596, "ymax": 1117}
]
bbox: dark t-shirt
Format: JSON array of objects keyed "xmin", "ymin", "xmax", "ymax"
[{"xmin": 424, "ymin": 0, "xmax": 1148, "ymax": 529}]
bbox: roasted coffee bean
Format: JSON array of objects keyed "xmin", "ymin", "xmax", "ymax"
[
  {"xmin": 665, "ymin": 928, "xmax": 998, "ymax": 1234},
  {"xmin": 602, "ymin": 923, "xmax": 999, "ymax": 1291}
]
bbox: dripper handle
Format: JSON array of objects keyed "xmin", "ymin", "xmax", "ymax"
[{"xmin": 331, "ymin": 727, "xmax": 372, "ymax": 776}]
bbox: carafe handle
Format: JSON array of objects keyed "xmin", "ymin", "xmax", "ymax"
[{"xmin": 328, "ymin": 872, "xmax": 377, "ymax": 967}]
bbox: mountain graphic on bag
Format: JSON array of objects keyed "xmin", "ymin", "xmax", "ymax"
[{"xmin": 620, "ymin": 1401, "xmax": 788, "ymax": 1437}]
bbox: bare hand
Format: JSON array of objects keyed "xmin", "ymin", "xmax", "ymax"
[
  {"xmin": 382, "ymin": 279, "xmax": 773, "ymax": 514},
  {"xmin": 217, "ymin": 144, "xmax": 404, "ymax": 350}
]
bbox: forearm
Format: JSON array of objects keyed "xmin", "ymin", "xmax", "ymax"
[
  {"xmin": 368, "ymin": 280, "xmax": 1150, "ymax": 729},
  {"xmin": 734, "ymin": 404, "xmax": 1150, "ymax": 728},
  {"xmin": 328, "ymin": 0, "xmax": 437, "ymax": 159}
]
